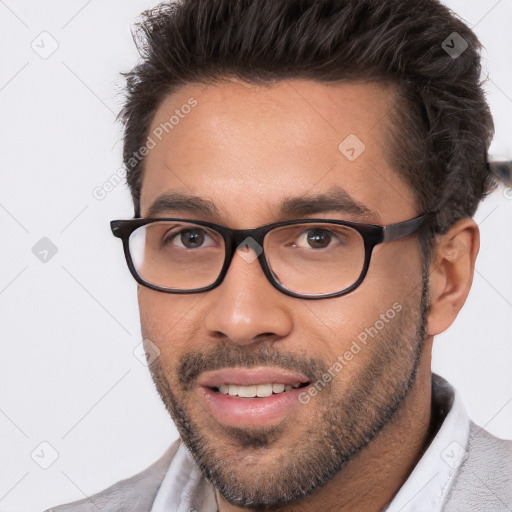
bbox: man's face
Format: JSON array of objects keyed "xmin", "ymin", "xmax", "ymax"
[{"xmin": 138, "ymin": 79, "xmax": 428, "ymax": 507}]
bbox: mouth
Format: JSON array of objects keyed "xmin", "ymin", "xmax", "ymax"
[
  {"xmin": 209, "ymin": 381, "xmax": 310, "ymax": 397},
  {"xmin": 196, "ymin": 367, "xmax": 313, "ymax": 427}
]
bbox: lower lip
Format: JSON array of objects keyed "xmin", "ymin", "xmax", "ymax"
[{"xmin": 198, "ymin": 385, "xmax": 309, "ymax": 427}]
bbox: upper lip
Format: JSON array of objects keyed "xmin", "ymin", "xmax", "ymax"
[{"xmin": 197, "ymin": 367, "xmax": 310, "ymax": 388}]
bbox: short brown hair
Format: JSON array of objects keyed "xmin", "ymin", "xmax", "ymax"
[{"xmin": 118, "ymin": 0, "xmax": 495, "ymax": 263}]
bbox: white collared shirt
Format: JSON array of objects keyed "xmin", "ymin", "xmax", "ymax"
[{"xmin": 150, "ymin": 373, "xmax": 470, "ymax": 512}]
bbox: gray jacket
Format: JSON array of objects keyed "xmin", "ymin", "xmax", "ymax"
[{"xmin": 45, "ymin": 422, "xmax": 512, "ymax": 512}]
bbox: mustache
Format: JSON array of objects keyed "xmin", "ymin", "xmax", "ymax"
[{"xmin": 177, "ymin": 343, "xmax": 330, "ymax": 390}]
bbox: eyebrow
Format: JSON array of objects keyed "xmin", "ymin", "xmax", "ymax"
[
  {"xmin": 146, "ymin": 188, "xmax": 380, "ymax": 223},
  {"xmin": 280, "ymin": 188, "xmax": 380, "ymax": 223}
]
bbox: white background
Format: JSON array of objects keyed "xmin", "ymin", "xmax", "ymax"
[{"xmin": 0, "ymin": 1, "xmax": 511, "ymax": 511}]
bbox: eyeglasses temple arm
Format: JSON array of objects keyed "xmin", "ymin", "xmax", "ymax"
[{"xmin": 382, "ymin": 214, "xmax": 429, "ymax": 243}]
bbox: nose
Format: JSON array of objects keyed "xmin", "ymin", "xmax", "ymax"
[{"xmin": 203, "ymin": 245, "xmax": 293, "ymax": 346}]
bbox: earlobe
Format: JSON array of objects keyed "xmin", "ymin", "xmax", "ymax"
[{"xmin": 426, "ymin": 219, "xmax": 480, "ymax": 336}]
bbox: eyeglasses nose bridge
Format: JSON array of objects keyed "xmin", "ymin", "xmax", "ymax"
[{"xmin": 207, "ymin": 230, "xmax": 272, "ymax": 294}]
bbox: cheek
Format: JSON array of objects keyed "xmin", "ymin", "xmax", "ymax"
[
  {"xmin": 380, "ymin": 239, "xmax": 423, "ymax": 283},
  {"xmin": 138, "ymin": 287, "xmax": 201, "ymax": 359},
  {"xmin": 299, "ymin": 249, "xmax": 419, "ymax": 368},
  {"xmin": 359, "ymin": 242, "xmax": 423, "ymax": 311},
  {"xmin": 301, "ymin": 267, "xmax": 396, "ymax": 334}
]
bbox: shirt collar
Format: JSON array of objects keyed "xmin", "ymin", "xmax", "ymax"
[
  {"xmin": 150, "ymin": 442, "xmax": 218, "ymax": 512},
  {"xmin": 385, "ymin": 373, "xmax": 471, "ymax": 512},
  {"xmin": 150, "ymin": 373, "xmax": 470, "ymax": 512}
]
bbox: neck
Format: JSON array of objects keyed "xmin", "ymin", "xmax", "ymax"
[{"xmin": 216, "ymin": 342, "xmax": 437, "ymax": 512}]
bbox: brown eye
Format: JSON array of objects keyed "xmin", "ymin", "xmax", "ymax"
[
  {"xmin": 176, "ymin": 228, "xmax": 206, "ymax": 248},
  {"xmin": 305, "ymin": 229, "xmax": 332, "ymax": 249}
]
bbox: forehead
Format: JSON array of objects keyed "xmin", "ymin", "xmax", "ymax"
[{"xmin": 140, "ymin": 79, "xmax": 418, "ymax": 225}]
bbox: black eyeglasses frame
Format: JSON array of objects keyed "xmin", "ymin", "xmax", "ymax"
[{"xmin": 110, "ymin": 214, "xmax": 429, "ymax": 300}]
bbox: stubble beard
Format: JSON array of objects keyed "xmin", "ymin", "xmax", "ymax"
[{"xmin": 145, "ymin": 270, "xmax": 430, "ymax": 509}]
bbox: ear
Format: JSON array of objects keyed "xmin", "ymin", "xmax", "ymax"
[{"xmin": 427, "ymin": 218, "xmax": 480, "ymax": 336}]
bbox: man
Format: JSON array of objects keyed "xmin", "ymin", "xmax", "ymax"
[{"xmin": 46, "ymin": 0, "xmax": 512, "ymax": 510}]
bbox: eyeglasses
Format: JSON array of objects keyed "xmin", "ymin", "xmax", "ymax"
[{"xmin": 110, "ymin": 215, "xmax": 428, "ymax": 300}]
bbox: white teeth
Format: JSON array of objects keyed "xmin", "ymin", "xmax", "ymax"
[
  {"xmin": 216, "ymin": 382, "xmax": 303, "ymax": 397},
  {"xmin": 238, "ymin": 385, "xmax": 257, "ymax": 398},
  {"xmin": 256, "ymin": 384, "xmax": 273, "ymax": 397},
  {"xmin": 272, "ymin": 383, "xmax": 285, "ymax": 394}
]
